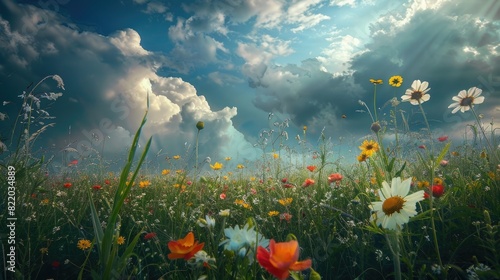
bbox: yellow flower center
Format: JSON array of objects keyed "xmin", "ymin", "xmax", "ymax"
[
  {"xmin": 382, "ymin": 196, "xmax": 405, "ymax": 215},
  {"xmin": 460, "ymin": 96, "xmax": 474, "ymax": 106},
  {"xmin": 410, "ymin": 91, "xmax": 423, "ymax": 100}
]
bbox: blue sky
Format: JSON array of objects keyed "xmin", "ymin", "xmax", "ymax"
[{"xmin": 1, "ymin": 0, "xmax": 499, "ymax": 172}]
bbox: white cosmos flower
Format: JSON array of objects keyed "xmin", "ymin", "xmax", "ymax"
[
  {"xmin": 401, "ymin": 80, "xmax": 431, "ymax": 105},
  {"xmin": 369, "ymin": 177, "xmax": 424, "ymax": 230},
  {"xmin": 448, "ymin": 87, "xmax": 485, "ymax": 114}
]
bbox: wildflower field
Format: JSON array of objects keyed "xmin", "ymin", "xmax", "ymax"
[{"xmin": 1, "ymin": 75, "xmax": 500, "ymax": 280}]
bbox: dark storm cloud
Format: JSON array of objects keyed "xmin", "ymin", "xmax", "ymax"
[
  {"xmin": 353, "ymin": 0, "xmax": 500, "ymax": 132},
  {"xmin": 246, "ymin": 0, "xmax": 500, "ymax": 138},
  {"xmin": 0, "ymin": 0, "xmax": 255, "ymax": 168}
]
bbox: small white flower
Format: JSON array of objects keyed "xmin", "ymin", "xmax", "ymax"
[
  {"xmin": 219, "ymin": 209, "xmax": 230, "ymax": 217},
  {"xmin": 401, "ymin": 80, "xmax": 431, "ymax": 105},
  {"xmin": 448, "ymin": 87, "xmax": 484, "ymax": 114},
  {"xmin": 41, "ymin": 92, "xmax": 63, "ymax": 101},
  {"xmin": 52, "ymin": 75, "xmax": 65, "ymax": 90}
]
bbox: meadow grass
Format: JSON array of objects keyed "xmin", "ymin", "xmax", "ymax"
[{"xmin": 0, "ymin": 76, "xmax": 499, "ymax": 279}]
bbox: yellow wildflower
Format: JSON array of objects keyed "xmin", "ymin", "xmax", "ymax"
[
  {"xmin": 388, "ymin": 75, "xmax": 403, "ymax": 87},
  {"xmin": 268, "ymin": 211, "xmax": 280, "ymax": 217},
  {"xmin": 357, "ymin": 151, "xmax": 369, "ymax": 162},
  {"xmin": 117, "ymin": 236, "xmax": 125, "ymax": 245},
  {"xmin": 433, "ymin": 177, "xmax": 443, "ymax": 185},
  {"xmin": 77, "ymin": 239, "xmax": 92, "ymax": 250},
  {"xmin": 162, "ymin": 169, "xmax": 170, "ymax": 175},
  {"xmin": 370, "ymin": 79, "xmax": 383, "ymax": 84},
  {"xmin": 173, "ymin": 155, "xmax": 181, "ymax": 160},
  {"xmin": 139, "ymin": 180, "xmax": 150, "ymax": 188},
  {"xmin": 273, "ymin": 153, "xmax": 279, "ymax": 159},
  {"xmin": 417, "ymin": 181, "xmax": 430, "ymax": 188},
  {"xmin": 278, "ymin": 198, "xmax": 293, "ymax": 207},
  {"xmin": 237, "ymin": 164, "xmax": 245, "ymax": 169},
  {"xmin": 210, "ymin": 162, "xmax": 223, "ymax": 170},
  {"xmin": 359, "ymin": 140, "xmax": 379, "ymax": 156}
]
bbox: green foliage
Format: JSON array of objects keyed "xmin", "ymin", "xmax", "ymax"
[{"xmin": 86, "ymin": 96, "xmax": 152, "ymax": 279}]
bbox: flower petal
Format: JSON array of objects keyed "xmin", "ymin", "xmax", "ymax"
[
  {"xmin": 420, "ymin": 81, "xmax": 429, "ymax": 91},
  {"xmin": 412, "ymin": 80, "xmax": 421, "ymax": 90},
  {"xmin": 178, "ymin": 232, "xmax": 195, "ymax": 247},
  {"xmin": 474, "ymin": 96, "xmax": 484, "ymax": 104},
  {"xmin": 270, "ymin": 240, "xmax": 299, "ymax": 269},
  {"xmin": 289, "ymin": 259, "xmax": 312, "ymax": 271},
  {"xmin": 183, "ymin": 242, "xmax": 205, "ymax": 260},
  {"xmin": 257, "ymin": 245, "xmax": 290, "ymax": 280},
  {"xmin": 458, "ymin": 90, "xmax": 467, "ymax": 98}
]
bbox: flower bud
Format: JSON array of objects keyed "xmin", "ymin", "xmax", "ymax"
[
  {"xmin": 371, "ymin": 121, "xmax": 381, "ymax": 133},
  {"xmin": 196, "ymin": 121, "xmax": 204, "ymax": 130},
  {"xmin": 286, "ymin": 233, "xmax": 297, "ymax": 241}
]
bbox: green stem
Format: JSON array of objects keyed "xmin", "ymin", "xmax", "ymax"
[
  {"xmin": 195, "ymin": 129, "xmax": 200, "ymax": 176},
  {"xmin": 373, "ymin": 85, "xmax": 379, "ymax": 122},
  {"xmin": 470, "ymin": 107, "xmax": 500, "ymax": 164},
  {"xmin": 392, "ymin": 95, "xmax": 399, "ymax": 153},
  {"xmin": 386, "ymin": 230, "xmax": 401, "ymax": 280},
  {"xmin": 428, "ymin": 160, "xmax": 444, "ymax": 272},
  {"xmin": 417, "ymin": 102, "xmax": 431, "ymax": 139}
]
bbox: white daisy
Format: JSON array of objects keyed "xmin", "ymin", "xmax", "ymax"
[
  {"xmin": 401, "ymin": 80, "xmax": 431, "ymax": 105},
  {"xmin": 369, "ymin": 177, "xmax": 424, "ymax": 230},
  {"xmin": 448, "ymin": 87, "xmax": 484, "ymax": 114}
]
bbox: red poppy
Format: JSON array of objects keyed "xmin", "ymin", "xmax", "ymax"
[
  {"xmin": 281, "ymin": 178, "xmax": 288, "ymax": 183},
  {"xmin": 283, "ymin": 183, "xmax": 295, "ymax": 189},
  {"xmin": 257, "ymin": 239, "xmax": 311, "ymax": 280},
  {"xmin": 92, "ymin": 185, "xmax": 102, "ymax": 190},
  {"xmin": 144, "ymin": 232, "xmax": 157, "ymax": 240},
  {"xmin": 306, "ymin": 165, "xmax": 317, "ymax": 172},
  {"xmin": 63, "ymin": 182, "xmax": 72, "ymax": 188},
  {"xmin": 219, "ymin": 193, "xmax": 226, "ymax": 200},
  {"xmin": 302, "ymin": 178, "xmax": 315, "ymax": 187},
  {"xmin": 104, "ymin": 179, "xmax": 111, "ymax": 185},
  {"xmin": 437, "ymin": 135, "xmax": 448, "ymax": 142},
  {"xmin": 68, "ymin": 160, "xmax": 78, "ymax": 166},
  {"xmin": 431, "ymin": 185, "xmax": 444, "ymax": 197},
  {"xmin": 424, "ymin": 185, "xmax": 445, "ymax": 199},
  {"xmin": 280, "ymin": 213, "xmax": 293, "ymax": 222},
  {"xmin": 418, "ymin": 145, "xmax": 426, "ymax": 149},
  {"xmin": 328, "ymin": 173, "xmax": 343, "ymax": 184},
  {"xmin": 167, "ymin": 232, "xmax": 204, "ymax": 260}
]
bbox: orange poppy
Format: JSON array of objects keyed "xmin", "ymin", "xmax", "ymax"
[
  {"xmin": 302, "ymin": 178, "xmax": 315, "ymax": 187},
  {"xmin": 257, "ymin": 239, "xmax": 312, "ymax": 280},
  {"xmin": 167, "ymin": 232, "xmax": 204, "ymax": 261},
  {"xmin": 306, "ymin": 165, "xmax": 316, "ymax": 172}
]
